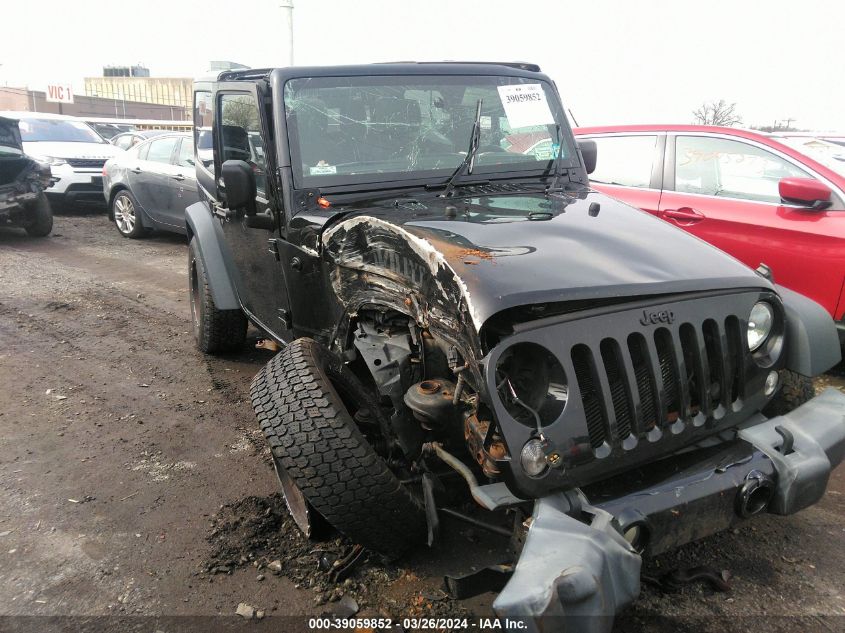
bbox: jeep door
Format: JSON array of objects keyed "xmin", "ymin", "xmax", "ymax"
[
  {"xmin": 659, "ymin": 133, "xmax": 845, "ymax": 319},
  {"xmin": 582, "ymin": 133, "xmax": 664, "ymax": 215},
  {"xmin": 211, "ymin": 85, "xmax": 292, "ymax": 338}
]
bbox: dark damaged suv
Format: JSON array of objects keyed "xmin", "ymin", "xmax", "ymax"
[
  {"xmin": 0, "ymin": 115, "xmax": 52, "ymax": 237},
  {"xmin": 186, "ymin": 63, "xmax": 845, "ymax": 630}
]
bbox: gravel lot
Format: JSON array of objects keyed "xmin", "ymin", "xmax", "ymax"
[{"xmin": 1, "ymin": 213, "xmax": 843, "ymax": 632}]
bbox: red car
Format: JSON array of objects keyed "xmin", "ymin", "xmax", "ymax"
[{"xmin": 573, "ymin": 125, "xmax": 845, "ymax": 338}]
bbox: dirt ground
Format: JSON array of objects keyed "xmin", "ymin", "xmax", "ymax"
[{"xmin": 1, "ymin": 213, "xmax": 844, "ymax": 632}]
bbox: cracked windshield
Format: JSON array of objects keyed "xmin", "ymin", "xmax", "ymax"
[{"xmin": 284, "ymin": 75, "xmax": 570, "ymax": 185}]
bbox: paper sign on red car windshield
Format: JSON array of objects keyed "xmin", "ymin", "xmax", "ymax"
[{"xmin": 497, "ymin": 84, "xmax": 554, "ymax": 129}]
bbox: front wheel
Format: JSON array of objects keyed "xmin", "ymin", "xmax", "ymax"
[
  {"xmin": 251, "ymin": 338, "xmax": 426, "ymax": 559},
  {"xmin": 24, "ymin": 193, "xmax": 53, "ymax": 237},
  {"xmin": 188, "ymin": 237, "xmax": 247, "ymax": 353}
]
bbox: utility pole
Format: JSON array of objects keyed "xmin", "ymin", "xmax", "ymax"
[{"xmin": 280, "ymin": 0, "xmax": 294, "ymax": 66}]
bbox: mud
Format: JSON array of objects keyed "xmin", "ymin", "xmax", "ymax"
[{"xmin": 204, "ymin": 494, "xmax": 474, "ymax": 620}]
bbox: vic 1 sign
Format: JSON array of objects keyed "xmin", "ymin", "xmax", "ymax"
[{"xmin": 46, "ymin": 84, "xmax": 74, "ymax": 104}]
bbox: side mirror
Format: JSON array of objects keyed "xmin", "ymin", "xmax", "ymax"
[
  {"xmin": 221, "ymin": 159, "xmax": 257, "ymax": 215},
  {"xmin": 577, "ymin": 139, "xmax": 597, "ymax": 175},
  {"xmin": 779, "ymin": 177, "xmax": 832, "ymax": 210}
]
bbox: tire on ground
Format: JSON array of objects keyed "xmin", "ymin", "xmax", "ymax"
[
  {"xmin": 188, "ymin": 237, "xmax": 247, "ymax": 353},
  {"xmin": 763, "ymin": 369, "xmax": 815, "ymax": 417},
  {"xmin": 24, "ymin": 193, "xmax": 53, "ymax": 237},
  {"xmin": 112, "ymin": 189, "xmax": 145, "ymax": 239},
  {"xmin": 251, "ymin": 337, "xmax": 426, "ymax": 559}
]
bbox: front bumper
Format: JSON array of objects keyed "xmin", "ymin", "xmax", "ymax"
[
  {"xmin": 46, "ymin": 164, "xmax": 105, "ymax": 203},
  {"xmin": 0, "ymin": 188, "xmax": 39, "ymax": 215},
  {"xmin": 493, "ymin": 388, "xmax": 845, "ymax": 632}
]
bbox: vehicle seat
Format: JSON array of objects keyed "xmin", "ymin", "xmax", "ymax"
[
  {"xmin": 289, "ymin": 98, "xmax": 334, "ymax": 169},
  {"xmin": 221, "ymin": 125, "xmax": 252, "ymax": 163},
  {"xmin": 367, "ymin": 97, "xmax": 421, "ymax": 162},
  {"xmin": 333, "ymin": 98, "xmax": 368, "ymax": 164}
]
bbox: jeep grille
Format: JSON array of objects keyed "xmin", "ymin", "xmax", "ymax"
[
  {"xmin": 571, "ymin": 315, "xmax": 746, "ymax": 449},
  {"xmin": 486, "ymin": 290, "xmax": 783, "ymax": 495}
]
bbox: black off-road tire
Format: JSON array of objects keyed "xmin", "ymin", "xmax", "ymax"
[
  {"xmin": 763, "ymin": 369, "xmax": 815, "ymax": 417},
  {"xmin": 188, "ymin": 237, "xmax": 247, "ymax": 354},
  {"xmin": 251, "ymin": 337, "xmax": 426, "ymax": 559},
  {"xmin": 24, "ymin": 193, "xmax": 53, "ymax": 237}
]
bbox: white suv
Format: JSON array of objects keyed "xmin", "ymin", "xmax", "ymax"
[{"xmin": 0, "ymin": 111, "xmax": 122, "ymax": 208}]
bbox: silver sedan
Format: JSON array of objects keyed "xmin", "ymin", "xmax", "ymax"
[{"xmin": 102, "ymin": 132, "xmax": 198, "ymax": 238}]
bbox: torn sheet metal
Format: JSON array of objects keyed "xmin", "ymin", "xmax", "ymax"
[{"xmin": 322, "ymin": 214, "xmax": 485, "ymax": 333}]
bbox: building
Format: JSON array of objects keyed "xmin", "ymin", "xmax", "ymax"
[
  {"xmin": 0, "ymin": 85, "xmax": 189, "ymax": 121},
  {"xmin": 84, "ymin": 67, "xmax": 193, "ymax": 111},
  {"xmin": 103, "ymin": 65, "xmax": 151, "ymax": 78}
]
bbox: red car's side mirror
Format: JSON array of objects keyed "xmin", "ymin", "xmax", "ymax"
[{"xmin": 779, "ymin": 177, "xmax": 833, "ymax": 210}]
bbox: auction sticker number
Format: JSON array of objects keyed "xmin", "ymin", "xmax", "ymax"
[
  {"xmin": 308, "ymin": 617, "xmax": 393, "ymax": 629},
  {"xmin": 497, "ymin": 83, "xmax": 554, "ymax": 129}
]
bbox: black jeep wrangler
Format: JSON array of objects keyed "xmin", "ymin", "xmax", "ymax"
[
  {"xmin": 187, "ymin": 63, "xmax": 845, "ymax": 630},
  {"xmin": 0, "ymin": 115, "xmax": 53, "ymax": 237}
]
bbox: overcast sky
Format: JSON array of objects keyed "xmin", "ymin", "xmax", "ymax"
[{"xmin": 1, "ymin": 0, "xmax": 842, "ymax": 130}]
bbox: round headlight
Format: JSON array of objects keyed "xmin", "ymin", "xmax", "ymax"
[
  {"xmin": 747, "ymin": 302, "xmax": 774, "ymax": 352},
  {"xmin": 520, "ymin": 438, "xmax": 548, "ymax": 477}
]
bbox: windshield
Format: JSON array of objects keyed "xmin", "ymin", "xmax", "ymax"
[
  {"xmin": 18, "ymin": 118, "xmax": 106, "ymax": 144},
  {"xmin": 775, "ymin": 136, "xmax": 845, "ymax": 178},
  {"xmin": 283, "ymin": 74, "xmax": 573, "ymax": 188}
]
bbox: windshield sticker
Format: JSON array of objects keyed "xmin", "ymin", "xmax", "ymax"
[
  {"xmin": 309, "ymin": 161, "xmax": 337, "ymax": 176},
  {"xmin": 532, "ymin": 142, "xmax": 559, "ymax": 161},
  {"xmin": 497, "ymin": 84, "xmax": 554, "ymax": 129}
]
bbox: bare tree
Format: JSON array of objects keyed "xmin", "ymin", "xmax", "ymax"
[
  {"xmin": 692, "ymin": 100, "xmax": 742, "ymax": 127},
  {"xmin": 222, "ymin": 96, "xmax": 258, "ymax": 130}
]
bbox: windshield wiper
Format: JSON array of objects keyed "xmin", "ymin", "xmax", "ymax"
[
  {"xmin": 436, "ymin": 99, "xmax": 483, "ymax": 198},
  {"xmin": 545, "ymin": 124, "xmax": 567, "ymax": 194}
]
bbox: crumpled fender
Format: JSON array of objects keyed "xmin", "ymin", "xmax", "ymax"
[{"xmin": 321, "ymin": 214, "xmax": 483, "ymax": 358}]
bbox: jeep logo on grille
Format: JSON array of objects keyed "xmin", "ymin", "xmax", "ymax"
[{"xmin": 640, "ymin": 309, "xmax": 675, "ymax": 326}]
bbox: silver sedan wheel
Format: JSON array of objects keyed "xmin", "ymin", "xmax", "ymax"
[{"xmin": 114, "ymin": 194, "xmax": 136, "ymax": 235}]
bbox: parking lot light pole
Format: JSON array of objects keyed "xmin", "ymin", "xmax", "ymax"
[{"xmin": 280, "ymin": 0, "xmax": 294, "ymax": 66}]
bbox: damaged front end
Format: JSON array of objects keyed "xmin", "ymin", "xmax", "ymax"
[
  {"xmin": 0, "ymin": 115, "xmax": 51, "ymax": 222},
  {"xmin": 316, "ymin": 200, "xmax": 845, "ymax": 631}
]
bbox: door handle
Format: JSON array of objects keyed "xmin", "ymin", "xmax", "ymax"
[
  {"xmin": 660, "ymin": 207, "xmax": 705, "ymax": 222},
  {"xmin": 171, "ymin": 174, "xmax": 185, "ymax": 181},
  {"xmin": 130, "ymin": 167, "xmax": 142, "ymax": 174}
]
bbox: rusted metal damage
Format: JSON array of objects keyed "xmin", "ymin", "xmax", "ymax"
[{"xmin": 465, "ymin": 414, "xmax": 507, "ymax": 478}]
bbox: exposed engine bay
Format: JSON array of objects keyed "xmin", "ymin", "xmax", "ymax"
[{"xmin": 348, "ymin": 310, "xmax": 508, "ymax": 483}]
